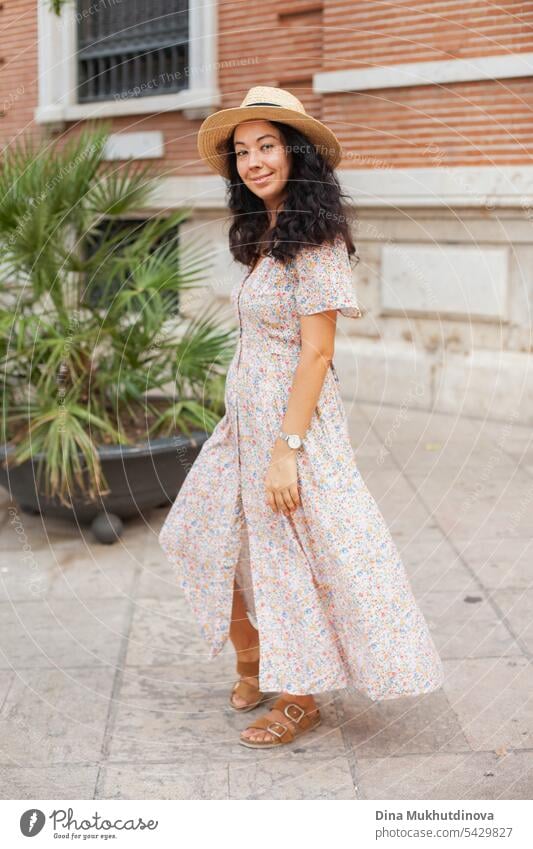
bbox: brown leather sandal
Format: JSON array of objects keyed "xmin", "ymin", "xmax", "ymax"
[
  {"xmin": 229, "ymin": 657, "xmax": 266, "ymax": 712},
  {"xmin": 239, "ymin": 695, "xmax": 321, "ymax": 748}
]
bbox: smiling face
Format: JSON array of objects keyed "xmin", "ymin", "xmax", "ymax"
[{"xmin": 233, "ymin": 120, "xmax": 292, "ymax": 209}]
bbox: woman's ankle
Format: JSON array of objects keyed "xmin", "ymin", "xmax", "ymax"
[
  {"xmin": 234, "ymin": 642, "xmax": 260, "ymax": 662},
  {"xmin": 282, "ymin": 692, "xmax": 316, "ymax": 707},
  {"xmin": 230, "ymin": 625, "xmax": 260, "ymax": 659}
]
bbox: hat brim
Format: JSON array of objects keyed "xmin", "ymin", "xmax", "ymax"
[{"xmin": 197, "ymin": 105, "xmax": 342, "ymax": 178}]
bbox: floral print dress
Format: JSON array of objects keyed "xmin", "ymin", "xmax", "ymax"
[{"xmin": 158, "ymin": 234, "xmax": 444, "ymax": 700}]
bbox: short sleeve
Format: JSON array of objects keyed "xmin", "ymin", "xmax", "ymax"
[{"xmin": 292, "ymin": 233, "xmax": 363, "ymax": 318}]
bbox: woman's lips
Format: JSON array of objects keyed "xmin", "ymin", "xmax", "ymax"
[{"xmin": 251, "ymin": 173, "xmax": 273, "ymax": 184}]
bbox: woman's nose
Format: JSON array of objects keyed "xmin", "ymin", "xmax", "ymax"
[{"xmin": 247, "ymin": 148, "xmax": 262, "ymax": 168}]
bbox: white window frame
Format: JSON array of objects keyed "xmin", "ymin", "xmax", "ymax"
[{"xmin": 35, "ymin": 0, "xmax": 220, "ymax": 124}]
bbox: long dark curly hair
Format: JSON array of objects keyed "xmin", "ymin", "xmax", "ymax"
[{"xmin": 220, "ymin": 120, "xmax": 360, "ymax": 271}]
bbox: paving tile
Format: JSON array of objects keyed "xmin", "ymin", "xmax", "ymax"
[
  {"xmin": 339, "ymin": 688, "xmax": 470, "ymax": 757},
  {"xmin": 407, "ymin": 468, "xmax": 530, "ymax": 518},
  {"xmin": 47, "ymin": 545, "xmax": 139, "ymax": 599},
  {"xmin": 359, "ymin": 404, "xmax": 479, "ymax": 443},
  {"xmin": 124, "ymin": 597, "xmax": 208, "ymax": 666},
  {"xmin": 477, "ymin": 425, "xmax": 533, "ymax": 466},
  {"xmin": 459, "ymin": 537, "xmax": 533, "ymax": 590},
  {"xmin": 98, "ymin": 762, "xmax": 229, "ymax": 800},
  {"xmin": 0, "ymin": 501, "xmax": 83, "ymax": 553},
  {"xmin": 146, "ymin": 505, "xmax": 173, "ymax": 530},
  {"xmin": 490, "ymin": 589, "xmax": 533, "ymax": 653},
  {"xmin": 135, "ymin": 545, "xmax": 181, "ymax": 599},
  {"xmin": 430, "ymin": 497, "xmax": 532, "ymax": 541},
  {"xmin": 504, "ymin": 444, "xmax": 533, "ymax": 466},
  {"xmin": 442, "ymin": 657, "xmax": 533, "ymax": 751},
  {"xmin": 370, "ymin": 496, "xmax": 430, "ymax": 534},
  {"xmin": 0, "ymin": 765, "xmax": 98, "ymax": 799},
  {"xmin": 389, "ymin": 519, "xmax": 443, "ymax": 546},
  {"xmin": 391, "ymin": 444, "xmax": 509, "ymax": 475},
  {"xmin": 472, "ymin": 418, "xmax": 533, "ymax": 446},
  {"xmin": 0, "ymin": 671, "xmax": 14, "ymax": 708},
  {"xmin": 349, "ymin": 429, "xmax": 400, "ymax": 473},
  {"xmin": 0, "ymin": 598, "xmax": 130, "ymax": 669},
  {"xmin": 357, "ymin": 750, "xmax": 533, "ymax": 800},
  {"xmin": 0, "ymin": 501, "xmax": 151, "ymax": 554},
  {"xmin": 0, "ymin": 549, "xmax": 54, "ymax": 602},
  {"xmin": 370, "ymin": 500, "xmax": 429, "ymax": 530},
  {"xmin": 228, "ymin": 749, "xmax": 356, "ymax": 799},
  {"xmin": 400, "ymin": 537, "xmax": 478, "ymax": 593},
  {"xmin": 356, "ymin": 453, "xmax": 399, "ymax": 474},
  {"xmin": 0, "ymin": 668, "xmax": 115, "ymax": 765},
  {"xmin": 357, "ymin": 469, "xmax": 415, "ymax": 499},
  {"xmin": 422, "ymin": 590, "xmax": 522, "ymax": 659}
]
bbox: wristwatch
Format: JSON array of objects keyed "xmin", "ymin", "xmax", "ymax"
[{"xmin": 278, "ymin": 430, "xmax": 304, "ymax": 450}]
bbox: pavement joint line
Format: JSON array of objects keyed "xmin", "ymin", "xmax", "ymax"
[
  {"xmin": 93, "ymin": 553, "xmax": 143, "ymax": 800},
  {"xmin": 493, "ymin": 756, "xmax": 533, "ymax": 800},
  {"xmin": 0, "ymin": 669, "xmax": 16, "ymax": 716}
]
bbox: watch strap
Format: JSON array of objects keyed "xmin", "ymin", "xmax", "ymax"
[{"xmin": 279, "ymin": 430, "xmax": 304, "ymax": 448}]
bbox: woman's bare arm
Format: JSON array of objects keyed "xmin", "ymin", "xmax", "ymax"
[
  {"xmin": 264, "ymin": 309, "xmax": 338, "ymax": 514},
  {"xmin": 280, "ymin": 310, "xmax": 337, "ymax": 437}
]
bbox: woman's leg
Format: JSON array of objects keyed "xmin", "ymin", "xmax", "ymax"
[
  {"xmin": 229, "ymin": 577, "xmax": 260, "ymax": 708},
  {"xmin": 229, "ymin": 576, "xmax": 259, "ymax": 651},
  {"xmin": 230, "ymin": 577, "xmax": 319, "ymax": 737}
]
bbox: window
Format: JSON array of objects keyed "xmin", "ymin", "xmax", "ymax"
[
  {"xmin": 77, "ymin": 0, "xmax": 189, "ymax": 102},
  {"xmin": 36, "ymin": 1, "xmax": 218, "ymax": 124}
]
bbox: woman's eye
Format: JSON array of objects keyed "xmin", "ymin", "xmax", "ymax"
[{"xmin": 236, "ymin": 144, "xmax": 274, "ymax": 157}]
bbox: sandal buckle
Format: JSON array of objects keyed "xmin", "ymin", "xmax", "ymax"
[
  {"xmin": 284, "ymin": 703, "xmax": 306, "ymax": 723},
  {"xmin": 267, "ymin": 721, "xmax": 288, "ymax": 738}
]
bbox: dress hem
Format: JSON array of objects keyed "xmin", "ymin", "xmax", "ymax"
[{"xmin": 206, "ymin": 631, "xmax": 444, "ymax": 701}]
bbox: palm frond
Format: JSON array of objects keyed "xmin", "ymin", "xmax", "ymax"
[{"xmin": 148, "ymin": 399, "xmax": 222, "ymax": 438}]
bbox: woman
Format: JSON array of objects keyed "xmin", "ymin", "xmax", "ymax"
[{"xmin": 158, "ymin": 86, "xmax": 444, "ymax": 750}]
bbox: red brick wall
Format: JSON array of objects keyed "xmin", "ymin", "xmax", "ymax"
[
  {"xmin": 322, "ymin": 0, "xmax": 533, "ymax": 167},
  {"xmin": 0, "ymin": 0, "xmax": 39, "ymax": 148},
  {"xmin": 1, "ymin": 0, "xmax": 532, "ymax": 170},
  {"xmin": 325, "ymin": 79, "xmax": 533, "ymax": 168},
  {"xmin": 323, "ymin": 1, "xmax": 533, "ymax": 68}
]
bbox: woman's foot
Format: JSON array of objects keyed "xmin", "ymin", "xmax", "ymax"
[{"xmin": 240, "ymin": 693, "xmax": 318, "ymax": 743}]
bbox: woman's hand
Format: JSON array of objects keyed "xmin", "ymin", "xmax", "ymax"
[{"xmin": 264, "ymin": 438, "xmax": 301, "ymax": 515}]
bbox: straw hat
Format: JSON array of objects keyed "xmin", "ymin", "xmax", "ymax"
[{"xmin": 197, "ymin": 86, "xmax": 342, "ymax": 178}]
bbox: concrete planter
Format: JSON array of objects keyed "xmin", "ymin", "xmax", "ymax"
[{"xmin": 0, "ymin": 431, "xmax": 209, "ymax": 543}]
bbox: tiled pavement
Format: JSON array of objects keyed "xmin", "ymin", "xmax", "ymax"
[{"xmin": 0, "ymin": 402, "xmax": 532, "ymax": 800}]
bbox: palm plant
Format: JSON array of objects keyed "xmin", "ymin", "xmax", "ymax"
[
  {"xmin": 49, "ymin": 0, "xmax": 71, "ymax": 15},
  {"xmin": 0, "ymin": 126, "xmax": 236, "ymax": 507}
]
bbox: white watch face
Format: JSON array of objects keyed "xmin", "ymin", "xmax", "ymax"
[{"xmin": 287, "ymin": 434, "xmax": 302, "ymax": 449}]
